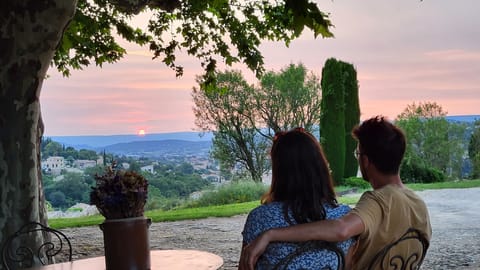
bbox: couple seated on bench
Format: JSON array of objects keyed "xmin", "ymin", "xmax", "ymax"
[{"xmin": 239, "ymin": 116, "xmax": 431, "ymax": 270}]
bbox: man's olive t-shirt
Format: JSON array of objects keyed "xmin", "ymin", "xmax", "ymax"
[{"xmin": 350, "ymin": 185, "xmax": 432, "ymax": 270}]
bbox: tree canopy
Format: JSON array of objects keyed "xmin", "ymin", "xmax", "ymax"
[
  {"xmin": 468, "ymin": 120, "xmax": 480, "ymax": 178},
  {"xmin": 55, "ymin": 0, "xmax": 334, "ymax": 83},
  {"xmin": 193, "ymin": 64, "xmax": 323, "ymax": 182},
  {"xmin": 395, "ymin": 102, "xmax": 466, "ymax": 179}
]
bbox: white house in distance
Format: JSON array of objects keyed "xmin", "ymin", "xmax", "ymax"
[
  {"xmin": 140, "ymin": 164, "xmax": 154, "ymax": 174},
  {"xmin": 42, "ymin": 156, "xmax": 65, "ymax": 170},
  {"xmin": 74, "ymin": 159, "xmax": 97, "ymax": 170},
  {"xmin": 41, "ymin": 156, "xmax": 66, "ymax": 175}
]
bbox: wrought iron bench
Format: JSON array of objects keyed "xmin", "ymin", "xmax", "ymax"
[
  {"xmin": 1, "ymin": 222, "xmax": 72, "ymax": 269},
  {"xmin": 272, "ymin": 241, "xmax": 346, "ymax": 270},
  {"xmin": 367, "ymin": 228, "xmax": 429, "ymax": 270}
]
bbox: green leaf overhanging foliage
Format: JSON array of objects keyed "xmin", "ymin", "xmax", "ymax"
[{"xmin": 54, "ymin": 0, "xmax": 333, "ymax": 83}]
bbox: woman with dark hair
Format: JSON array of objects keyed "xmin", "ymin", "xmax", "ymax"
[{"xmin": 239, "ymin": 128, "xmax": 355, "ymax": 270}]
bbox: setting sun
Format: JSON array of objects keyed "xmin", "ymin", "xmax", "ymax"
[{"xmin": 137, "ymin": 129, "xmax": 146, "ymax": 136}]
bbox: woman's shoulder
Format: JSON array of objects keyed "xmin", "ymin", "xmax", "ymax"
[
  {"xmin": 243, "ymin": 202, "xmax": 290, "ymax": 242},
  {"xmin": 324, "ymin": 203, "xmax": 352, "ymax": 219},
  {"xmin": 247, "ymin": 201, "xmax": 285, "ymax": 219}
]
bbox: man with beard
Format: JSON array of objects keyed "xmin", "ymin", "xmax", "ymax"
[{"xmin": 239, "ymin": 116, "xmax": 432, "ymax": 270}]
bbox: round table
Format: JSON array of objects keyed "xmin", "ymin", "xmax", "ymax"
[{"xmin": 26, "ymin": 249, "xmax": 223, "ymax": 270}]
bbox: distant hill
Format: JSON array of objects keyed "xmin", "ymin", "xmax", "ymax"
[
  {"xmin": 446, "ymin": 115, "xmax": 480, "ymax": 123},
  {"xmin": 49, "ymin": 132, "xmax": 214, "ymax": 149},
  {"xmin": 46, "ymin": 115, "xmax": 479, "ymax": 150},
  {"xmin": 100, "ymin": 140, "xmax": 212, "ymax": 157}
]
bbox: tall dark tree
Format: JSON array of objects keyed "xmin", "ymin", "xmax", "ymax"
[
  {"xmin": 0, "ymin": 0, "xmax": 333, "ymax": 249},
  {"xmin": 341, "ymin": 62, "xmax": 360, "ymax": 179},
  {"xmin": 468, "ymin": 120, "xmax": 480, "ymax": 178},
  {"xmin": 319, "ymin": 59, "xmax": 359, "ymax": 184},
  {"xmin": 320, "ymin": 58, "xmax": 346, "ymax": 185}
]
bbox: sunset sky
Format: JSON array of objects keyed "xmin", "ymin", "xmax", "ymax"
[{"xmin": 41, "ymin": 0, "xmax": 480, "ymax": 136}]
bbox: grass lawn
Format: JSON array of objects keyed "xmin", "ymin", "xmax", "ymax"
[
  {"xmin": 49, "ymin": 179, "xmax": 480, "ymax": 229},
  {"xmin": 406, "ymin": 179, "xmax": 480, "ymax": 190}
]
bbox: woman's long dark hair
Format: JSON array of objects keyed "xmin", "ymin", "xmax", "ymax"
[{"xmin": 261, "ymin": 128, "xmax": 338, "ymax": 224}]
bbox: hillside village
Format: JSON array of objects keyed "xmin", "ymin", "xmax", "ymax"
[
  {"xmin": 41, "ymin": 152, "xmax": 223, "ymax": 182},
  {"xmin": 39, "ymin": 137, "xmax": 237, "ymax": 214}
]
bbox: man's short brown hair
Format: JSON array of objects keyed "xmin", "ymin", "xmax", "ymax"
[{"xmin": 352, "ymin": 116, "xmax": 406, "ymax": 174}]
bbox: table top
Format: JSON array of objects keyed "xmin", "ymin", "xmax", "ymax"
[{"xmin": 26, "ymin": 250, "xmax": 223, "ymax": 270}]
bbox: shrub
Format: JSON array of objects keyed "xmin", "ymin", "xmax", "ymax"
[
  {"xmin": 344, "ymin": 177, "xmax": 371, "ymax": 189},
  {"xmin": 48, "ymin": 191, "xmax": 66, "ymax": 208},
  {"xmin": 423, "ymin": 167, "xmax": 446, "ymax": 183},
  {"xmin": 45, "ymin": 200, "xmax": 54, "ymax": 211},
  {"xmin": 146, "ymin": 196, "xmax": 184, "ymax": 211},
  {"xmin": 186, "ymin": 180, "xmax": 268, "ymax": 208},
  {"xmin": 400, "ymin": 162, "xmax": 446, "ymax": 183}
]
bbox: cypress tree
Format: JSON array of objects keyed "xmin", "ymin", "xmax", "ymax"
[
  {"xmin": 320, "ymin": 58, "xmax": 346, "ymax": 185},
  {"xmin": 342, "ymin": 62, "xmax": 360, "ymax": 178}
]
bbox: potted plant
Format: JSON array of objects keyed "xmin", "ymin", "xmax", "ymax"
[
  {"xmin": 90, "ymin": 165, "xmax": 151, "ymax": 270},
  {"xmin": 90, "ymin": 166, "xmax": 148, "ymax": 219}
]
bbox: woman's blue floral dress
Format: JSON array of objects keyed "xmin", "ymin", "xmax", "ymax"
[{"xmin": 242, "ymin": 202, "xmax": 355, "ymax": 270}]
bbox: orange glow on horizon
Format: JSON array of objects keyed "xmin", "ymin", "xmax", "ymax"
[{"xmin": 137, "ymin": 129, "xmax": 146, "ymax": 136}]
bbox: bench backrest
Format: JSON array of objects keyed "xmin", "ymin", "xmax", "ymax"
[
  {"xmin": 273, "ymin": 241, "xmax": 345, "ymax": 270},
  {"xmin": 367, "ymin": 228, "xmax": 429, "ymax": 270},
  {"xmin": 1, "ymin": 222, "xmax": 72, "ymax": 269}
]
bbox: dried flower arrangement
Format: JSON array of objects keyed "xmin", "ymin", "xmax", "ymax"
[{"xmin": 90, "ymin": 166, "xmax": 148, "ymax": 219}]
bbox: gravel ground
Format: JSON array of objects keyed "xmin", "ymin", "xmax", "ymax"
[
  {"xmin": 61, "ymin": 187, "xmax": 480, "ymax": 269},
  {"xmin": 417, "ymin": 187, "xmax": 480, "ymax": 269}
]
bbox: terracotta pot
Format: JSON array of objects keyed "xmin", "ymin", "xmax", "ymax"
[{"xmin": 100, "ymin": 217, "xmax": 152, "ymax": 270}]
